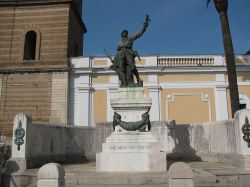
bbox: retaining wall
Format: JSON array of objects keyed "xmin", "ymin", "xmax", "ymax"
[{"xmin": 9, "ymin": 109, "xmax": 250, "ymax": 169}]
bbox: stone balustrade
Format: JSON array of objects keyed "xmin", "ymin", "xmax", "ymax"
[{"xmin": 157, "ymin": 57, "xmax": 215, "ymax": 67}]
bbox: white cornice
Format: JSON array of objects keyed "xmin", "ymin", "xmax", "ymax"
[{"xmin": 70, "ymin": 65, "xmax": 250, "ymax": 75}]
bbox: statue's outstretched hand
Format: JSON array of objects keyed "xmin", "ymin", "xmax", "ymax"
[{"xmin": 145, "ymin": 15, "xmax": 151, "ymax": 24}]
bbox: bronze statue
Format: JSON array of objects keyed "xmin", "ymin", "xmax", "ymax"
[{"xmin": 107, "ymin": 15, "xmax": 151, "ymax": 87}]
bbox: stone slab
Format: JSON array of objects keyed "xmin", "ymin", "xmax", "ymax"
[
  {"xmin": 192, "ymin": 168, "xmax": 217, "ymax": 184},
  {"xmin": 127, "ymin": 173, "xmax": 168, "ymax": 185},
  {"xmin": 169, "ymin": 179, "xmax": 194, "ymax": 187},
  {"xmin": 96, "ymin": 152, "xmax": 166, "ymax": 172},
  {"xmin": 37, "ymin": 180, "xmax": 63, "ymax": 187}
]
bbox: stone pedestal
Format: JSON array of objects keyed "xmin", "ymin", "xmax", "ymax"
[
  {"xmin": 111, "ymin": 87, "xmax": 151, "ymax": 124},
  {"xmin": 96, "ymin": 131, "xmax": 166, "ymax": 172},
  {"xmin": 96, "ymin": 87, "xmax": 166, "ymax": 172}
]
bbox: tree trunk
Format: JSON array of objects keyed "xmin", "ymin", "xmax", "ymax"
[{"xmin": 219, "ymin": 10, "xmax": 240, "ymax": 115}]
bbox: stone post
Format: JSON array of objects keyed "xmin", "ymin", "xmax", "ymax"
[
  {"xmin": 37, "ymin": 163, "xmax": 65, "ymax": 187},
  {"xmin": 234, "ymin": 109, "xmax": 250, "ymax": 156},
  {"xmin": 9, "ymin": 113, "xmax": 32, "ymax": 170},
  {"xmin": 233, "ymin": 109, "xmax": 250, "ymax": 168},
  {"xmin": 169, "ymin": 162, "xmax": 194, "ymax": 187},
  {"xmin": 0, "ymin": 142, "xmax": 6, "ymax": 187}
]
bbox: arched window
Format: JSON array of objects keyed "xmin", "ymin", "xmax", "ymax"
[{"xmin": 23, "ymin": 30, "xmax": 37, "ymax": 60}]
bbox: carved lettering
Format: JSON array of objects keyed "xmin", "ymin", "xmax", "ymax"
[{"xmin": 110, "ymin": 145, "xmax": 153, "ymax": 151}]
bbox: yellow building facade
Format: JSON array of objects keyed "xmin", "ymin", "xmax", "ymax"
[{"xmin": 69, "ymin": 55, "xmax": 250, "ymax": 126}]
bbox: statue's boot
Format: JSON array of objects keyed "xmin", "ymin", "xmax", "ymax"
[
  {"xmin": 133, "ymin": 67, "xmax": 143, "ymax": 86},
  {"xmin": 137, "ymin": 78, "xmax": 143, "ymax": 87}
]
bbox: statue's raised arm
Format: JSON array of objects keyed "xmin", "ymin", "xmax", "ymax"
[{"xmin": 130, "ymin": 15, "xmax": 151, "ymax": 41}]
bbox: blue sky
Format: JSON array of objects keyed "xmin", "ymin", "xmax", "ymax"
[{"xmin": 82, "ymin": 0, "xmax": 250, "ymax": 56}]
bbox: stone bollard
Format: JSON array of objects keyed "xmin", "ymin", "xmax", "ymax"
[
  {"xmin": 0, "ymin": 142, "xmax": 5, "ymax": 187},
  {"xmin": 0, "ymin": 142, "xmax": 7, "ymax": 187},
  {"xmin": 234, "ymin": 109, "xmax": 250, "ymax": 156},
  {"xmin": 169, "ymin": 162, "xmax": 194, "ymax": 187},
  {"xmin": 233, "ymin": 109, "xmax": 250, "ymax": 168},
  {"xmin": 37, "ymin": 163, "xmax": 65, "ymax": 187},
  {"xmin": 9, "ymin": 113, "xmax": 32, "ymax": 170}
]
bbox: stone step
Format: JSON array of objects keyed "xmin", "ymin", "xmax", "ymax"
[
  {"xmin": 29, "ymin": 182, "xmax": 236, "ymax": 187},
  {"xmin": 65, "ymin": 172, "xmax": 169, "ymax": 186},
  {"xmin": 2, "ymin": 171, "xmax": 242, "ymax": 187},
  {"xmin": 3, "ymin": 162, "xmax": 250, "ymax": 187},
  {"xmin": 66, "ymin": 185, "xmax": 168, "ymax": 187}
]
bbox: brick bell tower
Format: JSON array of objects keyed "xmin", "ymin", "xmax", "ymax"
[{"xmin": 0, "ymin": 0, "xmax": 87, "ymax": 135}]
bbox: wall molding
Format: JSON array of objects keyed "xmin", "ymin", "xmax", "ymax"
[{"xmin": 166, "ymin": 93, "xmax": 212, "ymax": 122}]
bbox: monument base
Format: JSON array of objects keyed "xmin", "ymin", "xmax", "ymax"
[{"xmin": 96, "ymin": 131, "xmax": 166, "ymax": 172}]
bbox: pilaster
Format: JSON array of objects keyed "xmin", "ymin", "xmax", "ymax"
[
  {"xmin": 214, "ymin": 85, "xmax": 228, "ymax": 120},
  {"xmin": 77, "ymin": 87, "xmax": 93, "ymax": 126},
  {"xmin": 148, "ymin": 86, "xmax": 162, "ymax": 121}
]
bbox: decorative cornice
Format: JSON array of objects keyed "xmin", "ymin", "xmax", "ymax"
[
  {"xmin": 215, "ymin": 85, "xmax": 228, "ymax": 90},
  {"xmin": 147, "ymin": 86, "xmax": 162, "ymax": 90},
  {"xmin": 0, "ymin": 67, "xmax": 69, "ymax": 74},
  {"xmin": 0, "ymin": 59, "xmax": 70, "ymax": 73},
  {"xmin": 77, "ymin": 87, "xmax": 95, "ymax": 92},
  {"xmin": 70, "ymin": 65, "xmax": 250, "ymax": 75}
]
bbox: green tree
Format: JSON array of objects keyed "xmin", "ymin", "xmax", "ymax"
[{"xmin": 207, "ymin": 0, "xmax": 240, "ymax": 115}]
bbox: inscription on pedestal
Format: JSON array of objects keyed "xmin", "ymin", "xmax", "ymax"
[{"xmin": 110, "ymin": 145, "xmax": 153, "ymax": 151}]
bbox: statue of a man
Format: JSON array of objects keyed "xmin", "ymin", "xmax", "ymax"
[{"xmin": 112, "ymin": 15, "xmax": 150, "ymax": 87}]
